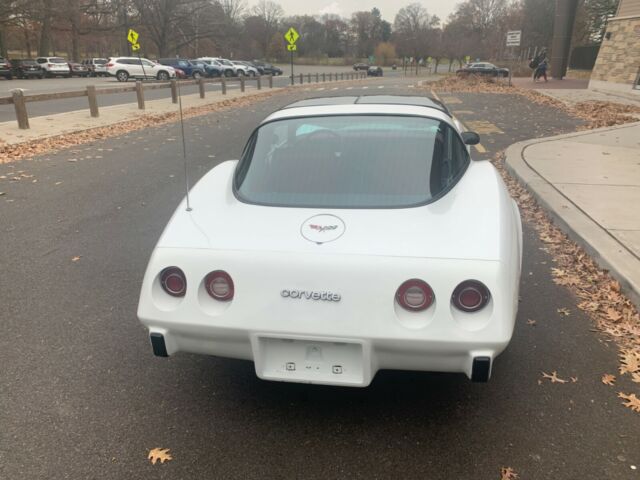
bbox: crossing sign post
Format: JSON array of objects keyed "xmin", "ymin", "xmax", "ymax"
[
  {"xmin": 126, "ymin": 28, "xmax": 146, "ymax": 79},
  {"xmin": 284, "ymin": 27, "xmax": 299, "ymax": 85}
]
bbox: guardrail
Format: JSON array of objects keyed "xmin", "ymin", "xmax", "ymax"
[{"xmin": 1, "ymin": 71, "xmax": 368, "ymax": 130}]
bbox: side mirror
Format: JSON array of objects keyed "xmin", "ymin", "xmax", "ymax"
[{"xmin": 461, "ymin": 131, "xmax": 480, "ymax": 145}]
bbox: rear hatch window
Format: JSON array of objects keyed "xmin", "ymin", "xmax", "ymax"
[{"xmin": 235, "ymin": 115, "xmax": 470, "ymax": 209}]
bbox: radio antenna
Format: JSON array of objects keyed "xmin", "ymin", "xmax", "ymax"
[{"xmin": 176, "ymin": 75, "xmax": 192, "ymax": 212}]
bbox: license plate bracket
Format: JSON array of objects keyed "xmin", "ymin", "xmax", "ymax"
[{"xmin": 254, "ymin": 336, "xmax": 366, "ymax": 386}]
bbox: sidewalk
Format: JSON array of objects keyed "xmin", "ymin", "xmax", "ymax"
[{"xmin": 505, "ymin": 122, "xmax": 640, "ymax": 306}]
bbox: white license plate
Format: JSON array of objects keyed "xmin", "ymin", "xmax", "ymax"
[{"xmin": 256, "ymin": 337, "xmax": 365, "ymax": 385}]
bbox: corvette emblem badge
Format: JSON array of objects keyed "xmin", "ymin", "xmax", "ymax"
[{"xmin": 301, "ymin": 214, "xmax": 345, "ymax": 244}]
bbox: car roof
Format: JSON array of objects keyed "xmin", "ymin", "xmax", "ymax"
[
  {"xmin": 282, "ymin": 95, "xmax": 450, "ymax": 115},
  {"xmin": 265, "ymin": 96, "xmax": 454, "ymax": 125}
]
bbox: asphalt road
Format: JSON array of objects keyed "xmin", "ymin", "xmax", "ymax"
[
  {"xmin": 1, "ymin": 76, "xmax": 638, "ymax": 479},
  {"xmin": 0, "ymin": 65, "xmax": 404, "ymax": 123}
]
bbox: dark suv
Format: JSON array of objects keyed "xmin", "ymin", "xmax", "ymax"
[
  {"xmin": 0, "ymin": 57, "xmax": 12, "ymax": 79},
  {"xmin": 11, "ymin": 59, "xmax": 43, "ymax": 79},
  {"xmin": 158, "ymin": 59, "xmax": 205, "ymax": 79},
  {"xmin": 251, "ymin": 60, "xmax": 282, "ymax": 75}
]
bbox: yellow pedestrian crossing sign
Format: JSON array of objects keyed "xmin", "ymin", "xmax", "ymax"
[
  {"xmin": 287, "ymin": 44, "xmax": 297, "ymax": 51},
  {"xmin": 131, "ymin": 43, "xmax": 140, "ymax": 52},
  {"xmin": 127, "ymin": 29, "xmax": 139, "ymax": 45},
  {"xmin": 285, "ymin": 27, "xmax": 299, "ymax": 45}
]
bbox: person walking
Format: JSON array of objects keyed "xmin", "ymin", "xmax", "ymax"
[{"xmin": 534, "ymin": 58, "xmax": 548, "ymax": 82}]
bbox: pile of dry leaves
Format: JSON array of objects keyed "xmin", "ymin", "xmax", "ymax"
[{"xmin": 430, "ymin": 75, "xmax": 640, "ymax": 130}]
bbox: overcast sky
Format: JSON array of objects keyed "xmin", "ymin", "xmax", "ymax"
[{"xmin": 246, "ymin": 0, "xmax": 459, "ymax": 24}]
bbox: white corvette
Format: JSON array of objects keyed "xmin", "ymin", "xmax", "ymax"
[{"xmin": 138, "ymin": 96, "xmax": 523, "ymax": 387}]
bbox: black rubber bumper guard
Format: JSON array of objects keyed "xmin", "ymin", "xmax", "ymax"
[
  {"xmin": 471, "ymin": 356, "xmax": 491, "ymax": 382},
  {"xmin": 149, "ymin": 332, "xmax": 169, "ymax": 357}
]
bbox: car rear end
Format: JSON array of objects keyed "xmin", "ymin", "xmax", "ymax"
[
  {"xmin": 0, "ymin": 57, "xmax": 11, "ymax": 78},
  {"xmin": 43, "ymin": 57, "xmax": 70, "ymax": 77},
  {"xmin": 91, "ymin": 58, "xmax": 108, "ymax": 76},
  {"xmin": 15, "ymin": 60, "xmax": 41, "ymax": 78},
  {"xmin": 139, "ymin": 236, "xmax": 517, "ymax": 387}
]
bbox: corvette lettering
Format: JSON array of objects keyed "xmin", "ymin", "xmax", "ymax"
[
  {"xmin": 309, "ymin": 224, "xmax": 338, "ymax": 233},
  {"xmin": 281, "ymin": 290, "xmax": 341, "ymax": 302}
]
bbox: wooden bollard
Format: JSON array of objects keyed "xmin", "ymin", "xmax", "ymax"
[
  {"xmin": 268, "ymin": 75, "xmax": 273, "ymax": 88},
  {"xmin": 322, "ymin": 73, "xmax": 326, "ymax": 82},
  {"xmin": 86, "ymin": 85, "xmax": 99, "ymax": 118},
  {"xmin": 307, "ymin": 73, "xmax": 311, "ymax": 83},
  {"xmin": 11, "ymin": 89, "xmax": 29, "ymax": 129},
  {"xmin": 170, "ymin": 79, "xmax": 178, "ymax": 103},
  {"xmin": 240, "ymin": 76, "xmax": 245, "ymax": 92},
  {"xmin": 257, "ymin": 76, "xmax": 261, "ymax": 89},
  {"xmin": 135, "ymin": 81, "xmax": 144, "ymax": 109},
  {"xmin": 221, "ymin": 76, "xmax": 227, "ymax": 94},
  {"xmin": 299, "ymin": 73, "xmax": 303, "ymax": 84},
  {"xmin": 198, "ymin": 77, "xmax": 205, "ymax": 98}
]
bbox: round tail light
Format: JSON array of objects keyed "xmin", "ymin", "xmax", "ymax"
[
  {"xmin": 452, "ymin": 280, "xmax": 490, "ymax": 312},
  {"xmin": 396, "ymin": 279, "xmax": 434, "ymax": 311},
  {"xmin": 205, "ymin": 270, "xmax": 234, "ymax": 301},
  {"xmin": 160, "ymin": 267, "xmax": 186, "ymax": 297}
]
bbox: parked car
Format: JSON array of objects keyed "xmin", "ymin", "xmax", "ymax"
[
  {"xmin": 12, "ymin": 59, "xmax": 45, "ymax": 79},
  {"xmin": 105, "ymin": 57, "xmax": 176, "ymax": 82},
  {"xmin": 68, "ymin": 62, "xmax": 90, "ymax": 77},
  {"xmin": 197, "ymin": 57, "xmax": 235, "ymax": 77},
  {"xmin": 353, "ymin": 62, "xmax": 370, "ymax": 71},
  {"xmin": 214, "ymin": 58, "xmax": 243, "ymax": 76},
  {"xmin": 82, "ymin": 58, "xmax": 108, "ymax": 77},
  {"xmin": 36, "ymin": 57, "xmax": 71, "ymax": 77},
  {"xmin": 0, "ymin": 57, "xmax": 12, "ymax": 79},
  {"xmin": 367, "ymin": 66, "xmax": 383, "ymax": 77},
  {"xmin": 233, "ymin": 61, "xmax": 259, "ymax": 76},
  {"xmin": 252, "ymin": 61, "xmax": 283, "ymax": 75},
  {"xmin": 189, "ymin": 59, "xmax": 223, "ymax": 77},
  {"xmin": 174, "ymin": 68, "xmax": 187, "ymax": 79},
  {"xmin": 456, "ymin": 62, "xmax": 509, "ymax": 78},
  {"xmin": 158, "ymin": 58, "xmax": 206, "ymax": 79},
  {"xmin": 137, "ymin": 95, "xmax": 523, "ymax": 387}
]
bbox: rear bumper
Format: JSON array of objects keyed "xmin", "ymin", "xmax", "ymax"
[{"xmin": 142, "ymin": 322, "xmax": 508, "ymax": 386}]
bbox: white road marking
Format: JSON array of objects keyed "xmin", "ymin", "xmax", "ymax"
[
  {"xmin": 346, "ymin": 86, "xmax": 353, "ymax": 90},
  {"xmin": 362, "ymin": 86, "xmax": 369, "ymax": 89},
  {"xmin": 331, "ymin": 87, "xmax": 339, "ymax": 90},
  {"xmin": 377, "ymin": 85, "xmax": 384, "ymax": 89},
  {"xmin": 316, "ymin": 87, "xmax": 325, "ymax": 91}
]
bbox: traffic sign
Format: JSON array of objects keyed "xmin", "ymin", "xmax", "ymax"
[
  {"xmin": 285, "ymin": 27, "xmax": 299, "ymax": 45},
  {"xmin": 506, "ymin": 30, "xmax": 521, "ymax": 47},
  {"xmin": 127, "ymin": 28, "xmax": 139, "ymax": 45},
  {"xmin": 131, "ymin": 43, "xmax": 140, "ymax": 52},
  {"xmin": 287, "ymin": 44, "xmax": 297, "ymax": 51}
]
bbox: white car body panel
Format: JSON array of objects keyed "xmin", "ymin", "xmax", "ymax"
[{"xmin": 138, "ymin": 101, "xmax": 523, "ymax": 387}]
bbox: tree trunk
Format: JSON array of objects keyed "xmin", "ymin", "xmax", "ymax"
[
  {"xmin": 38, "ymin": 0, "xmax": 53, "ymax": 56},
  {"xmin": 0, "ymin": 29, "xmax": 7, "ymax": 58},
  {"xmin": 71, "ymin": 19, "xmax": 80, "ymax": 61}
]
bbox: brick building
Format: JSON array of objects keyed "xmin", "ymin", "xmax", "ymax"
[{"xmin": 589, "ymin": 0, "xmax": 640, "ymax": 95}]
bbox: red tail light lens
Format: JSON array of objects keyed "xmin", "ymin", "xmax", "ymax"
[
  {"xmin": 205, "ymin": 270, "xmax": 234, "ymax": 301},
  {"xmin": 106, "ymin": 62, "xmax": 114, "ymax": 67},
  {"xmin": 160, "ymin": 267, "xmax": 186, "ymax": 297},
  {"xmin": 452, "ymin": 280, "xmax": 490, "ymax": 312},
  {"xmin": 396, "ymin": 279, "xmax": 434, "ymax": 311}
]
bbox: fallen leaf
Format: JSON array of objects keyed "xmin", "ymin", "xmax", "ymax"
[
  {"xmin": 632, "ymin": 373, "xmax": 640, "ymax": 383},
  {"xmin": 570, "ymin": 376, "xmax": 578, "ymax": 383},
  {"xmin": 618, "ymin": 392, "xmax": 640, "ymax": 413},
  {"xmin": 541, "ymin": 371, "xmax": 568, "ymax": 384},
  {"xmin": 602, "ymin": 374, "xmax": 616, "ymax": 386},
  {"xmin": 619, "ymin": 350, "xmax": 640, "ymax": 375},
  {"xmin": 148, "ymin": 447, "xmax": 173, "ymax": 465},
  {"xmin": 526, "ymin": 319, "xmax": 537, "ymax": 326},
  {"xmin": 500, "ymin": 466, "xmax": 518, "ymax": 480},
  {"xmin": 557, "ymin": 308, "xmax": 571, "ymax": 317},
  {"xmin": 0, "ymin": 192, "xmax": 5, "ymax": 196},
  {"xmin": 71, "ymin": 256, "xmax": 81, "ymax": 262}
]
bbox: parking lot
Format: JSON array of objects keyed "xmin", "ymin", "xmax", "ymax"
[
  {"xmin": 1, "ymin": 75, "xmax": 637, "ymax": 479},
  {"xmin": 0, "ymin": 64, "xmax": 409, "ymax": 123}
]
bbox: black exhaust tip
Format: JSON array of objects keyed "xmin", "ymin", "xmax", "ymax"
[
  {"xmin": 150, "ymin": 332, "xmax": 169, "ymax": 357},
  {"xmin": 471, "ymin": 356, "xmax": 491, "ymax": 382}
]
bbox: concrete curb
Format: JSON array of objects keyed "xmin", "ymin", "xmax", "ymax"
[{"xmin": 504, "ymin": 122, "xmax": 640, "ymax": 307}]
